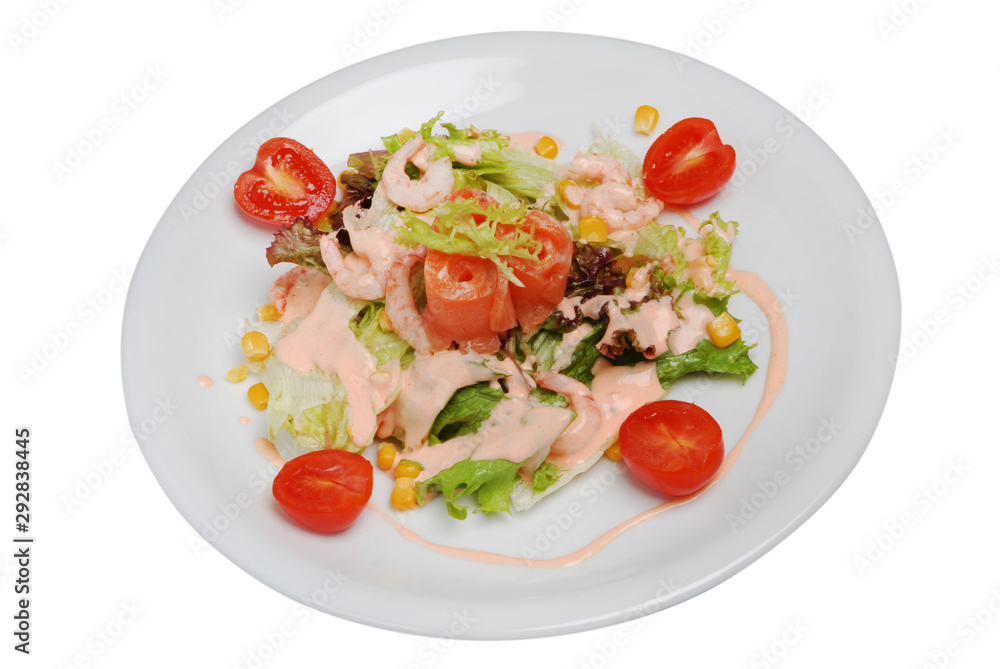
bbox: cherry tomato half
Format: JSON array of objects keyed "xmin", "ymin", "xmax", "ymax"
[
  {"xmin": 618, "ymin": 400, "xmax": 724, "ymax": 497},
  {"xmin": 272, "ymin": 449, "xmax": 373, "ymax": 533},
  {"xmin": 642, "ymin": 117, "xmax": 736, "ymax": 205},
  {"xmin": 234, "ymin": 137, "xmax": 337, "ymax": 226}
]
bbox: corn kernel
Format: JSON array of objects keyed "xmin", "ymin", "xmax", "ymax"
[
  {"xmin": 578, "ymin": 216, "xmax": 608, "ymax": 243},
  {"xmin": 395, "ymin": 459, "xmax": 423, "ymax": 479},
  {"xmin": 634, "ymin": 105, "xmax": 660, "ymax": 135},
  {"xmin": 257, "ymin": 304, "xmax": 281, "ymax": 321},
  {"xmin": 398, "ymin": 127, "xmax": 415, "ymax": 141},
  {"xmin": 377, "ymin": 444, "xmax": 396, "ymax": 471},
  {"xmin": 241, "ymin": 331, "xmax": 270, "ymax": 362},
  {"xmin": 533, "ymin": 135, "xmax": 559, "ymax": 159},
  {"xmin": 605, "ymin": 442, "xmax": 624, "ymax": 462},
  {"xmin": 708, "ymin": 312, "xmax": 741, "ymax": 348},
  {"xmin": 625, "ymin": 267, "xmax": 639, "ymax": 289},
  {"xmin": 558, "ymin": 179, "xmax": 583, "ymax": 208},
  {"xmin": 377, "ymin": 308, "xmax": 392, "ymax": 333},
  {"xmin": 247, "ymin": 382, "xmax": 269, "ymax": 411},
  {"xmin": 225, "ymin": 365, "xmax": 249, "ymax": 383},
  {"xmin": 390, "ymin": 476, "xmax": 418, "ymax": 511}
]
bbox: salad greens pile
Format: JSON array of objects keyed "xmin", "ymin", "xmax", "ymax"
[{"xmin": 250, "ymin": 115, "xmax": 757, "ymax": 519}]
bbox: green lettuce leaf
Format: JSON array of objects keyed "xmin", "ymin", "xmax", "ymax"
[
  {"xmin": 531, "ymin": 462, "xmax": 562, "ymax": 495},
  {"xmin": 427, "ymin": 382, "xmax": 504, "ymax": 445},
  {"xmin": 633, "ymin": 222, "xmax": 687, "ymax": 285},
  {"xmin": 700, "ymin": 213, "xmax": 738, "ymax": 291},
  {"xmin": 692, "ymin": 290, "xmax": 732, "ymax": 317},
  {"xmin": 350, "ymin": 302, "xmax": 414, "ymax": 369},
  {"xmin": 554, "ymin": 321, "xmax": 608, "ymax": 386},
  {"xmin": 653, "ymin": 337, "xmax": 757, "ymax": 389},
  {"xmin": 417, "ymin": 458, "xmax": 523, "ymax": 520}
]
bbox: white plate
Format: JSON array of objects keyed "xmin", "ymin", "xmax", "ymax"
[{"xmin": 122, "ymin": 32, "xmax": 899, "ymax": 639}]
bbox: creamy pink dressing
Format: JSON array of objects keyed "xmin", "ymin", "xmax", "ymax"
[
  {"xmin": 238, "ymin": 416, "xmax": 250, "ymax": 425},
  {"xmin": 275, "ymin": 289, "xmax": 383, "ymax": 447},
  {"xmin": 197, "ymin": 374, "xmax": 213, "ymax": 388},
  {"xmin": 410, "ymin": 399, "xmax": 572, "ymax": 481},
  {"xmin": 271, "ymin": 268, "xmax": 331, "ymax": 323},
  {"xmin": 382, "ymin": 351, "xmax": 501, "ymax": 450},
  {"xmin": 668, "ymin": 292, "xmax": 716, "ymax": 355},
  {"xmin": 255, "ymin": 438, "xmax": 285, "ymax": 469}
]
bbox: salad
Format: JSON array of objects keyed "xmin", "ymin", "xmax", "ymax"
[{"xmin": 230, "ymin": 110, "xmax": 757, "ymax": 529}]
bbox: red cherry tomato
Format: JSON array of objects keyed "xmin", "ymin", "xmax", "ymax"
[
  {"xmin": 272, "ymin": 449, "xmax": 373, "ymax": 533},
  {"xmin": 618, "ymin": 400, "xmax": 724, "ymax": 496},
  {"xmin": 234, "ymin": 137, "xmax": 337, "ymax": 226},
  {"xmin": 642, "ymin": 117, "xmax": 736, "ymax": 205}
]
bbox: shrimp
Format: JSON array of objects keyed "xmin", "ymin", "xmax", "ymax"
[
  {"xmin": 533, "ymin": 371, "xmax": 605, "ymax": 471},
  {"xmin": 560, "ymin": 152, "xmax": 632, "ymax": 185},
  {"xmin": 384, "ymin": 247, "xmax": 433, "ymax": 354},
  {"xmin": 581, "ymin": 181, "xmax": 662, "ymax": 232},
  {"xmin": 381, "ymin": 137, "xmax": 455, "ymax": 212},
  {"xmin": 319, "ymin": 227, "xmax": 405, "ymax": 301},
  {"xmin": 268, "ymin": 266, "xmax": 330, "ymax": 321},
  {"xmin": 319, "ymin": 234, "xmax": 383, "ymax": 301}
]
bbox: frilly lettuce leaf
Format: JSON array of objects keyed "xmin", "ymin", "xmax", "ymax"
[
  {"xmin": 265, "ymin": 218, "xmax": 328, "ymax": 273},
  {"xmin": 417, "ymin": 458, "xmax": 524, "ymax": 520},
  {"xmin": 394, "ymin": 198, "xmax": 541, "ymax": 285},
  {"xmin": 700, "ymin": 213, "xmax": 738, "ymax": 292}
]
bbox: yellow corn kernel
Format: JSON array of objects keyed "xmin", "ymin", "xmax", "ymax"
[
  {"xmin": 578, "ymin": 216, "xmax": 608, "ymax": 244},
  {"xmin": 377, "ymin": 444, "xmax": 396, "ymax": 471},
  {"xmin": 377, "ymin": 308, "xmax": 392, "ymax": 333},
  {"xmin": 390, "ymin": 476, "xmax": 418, "ymax": 511},
  {"xmin": 225, "ymin": 364, "xmax": 249, "ymax": 383},
  {"xmin": 625, "ymin": 267, "xmax": 639, "ymax": 289},
  {"xmin": 708, "ymin": 312, "xmax": 741, "ymax": 348},
  {"xmin": 634, "ymin": 105, "xmax": 660, "ymax": 135},
  {"xmin": 257, "ymin": 303, "xmax": 281, "ymax": 321},
  {"xmin": 398, "ymin": 127, "xmax": 415, "ymax": 141},
  {"xmin": 247, "ymin": 382, "xmax": 269, "ymax": 411},
  {"xmin": 558, "ymin": 179, "xmax": 582, "ymax": 208},
  {"xmin": 605, "ymin": 442, "xmax": 624, "ymax": 462},
  {"xmin": 241, "ymin": 331, "xmax": 270, "ymax": 362},
  {"xmin": 395, "ymin": 459, "xmax": 423, "ymax": 479},
  {"xmin": 533, "ymin": 135, "xmax": 559, "ymax": 159}
]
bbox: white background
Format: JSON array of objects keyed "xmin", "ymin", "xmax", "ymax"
[{"xmin": 4, "ymin": 0, "xmax": 999, "ymax": 667}]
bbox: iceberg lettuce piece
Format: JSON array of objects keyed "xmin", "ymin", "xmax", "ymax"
[{"xmin": 259, "ymin": 355, "xmax": 359, "ymax": 454}]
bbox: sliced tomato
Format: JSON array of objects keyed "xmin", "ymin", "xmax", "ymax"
[
  {"xmin": 422, "ymin": 251, "xmax": 512, "ymax": 354},
  {"xmin": 501, "ymin": 210, "xmax": 573, "ymax": 333},
  {"xmin": 618, "ymin": 400, "xmax": 724, "ymax": 497},
  {"xmin": 272, "ymin": 449, "xmax": 373, "ymax": 533},
  {"xmin": 642, "ymin": 118, "xmax": 736, "ymax": 205},
  {"xmin": 234, "ymin": 137, "xmax": 337, "ymax": 226}
]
